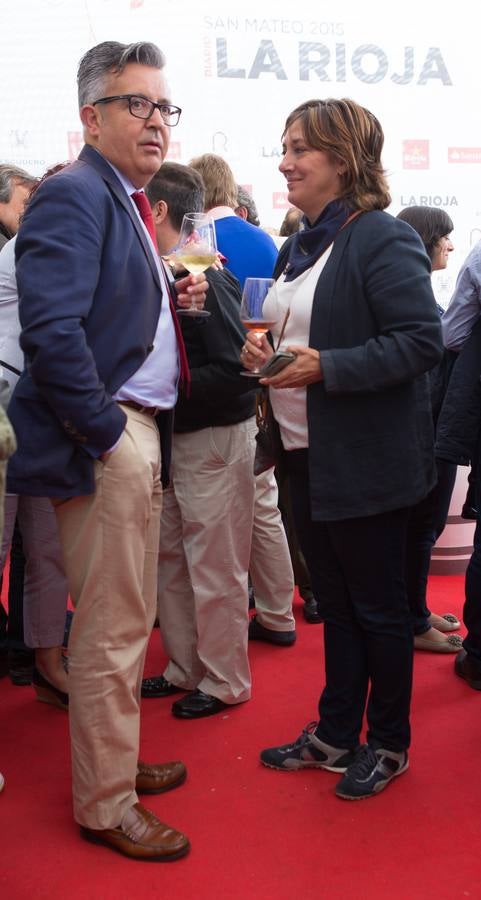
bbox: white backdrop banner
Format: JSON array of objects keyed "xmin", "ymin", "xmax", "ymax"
[{"xmin": 0, "ymin": 0, "xmax": 478, "ymax": 303}]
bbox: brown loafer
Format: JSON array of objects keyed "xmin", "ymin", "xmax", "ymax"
[
  {"xmin": 136, "ymin": 760, "xmax": 187, "ymax": 794},
  {"xmin": 80, "ymin": 802, "xmax": 190, "ymax": 861}
]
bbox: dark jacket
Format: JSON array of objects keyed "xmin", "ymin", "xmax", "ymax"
[
  {"xmin": 274, "ymin": 211, "xmax": 443, "ymax": 521},
  {"xmin": 174, "ymin": 267, "xmax": 256, "ymax": 432},
  {"xmin": 7, "ymin": 144, "xmax": 173, "ymax": 497},
  {"xmin": 435, "ymin": 317, "xmax": 481, "ymax": 466}
]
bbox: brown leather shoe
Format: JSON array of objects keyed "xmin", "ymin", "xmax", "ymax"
[
  {"xmin": 136, "ymin": 760, "xmax": 187, "ymax": 794},
  {"xmin": 80, "ymin": 802, "xmax": 190, "ymax": 861}
]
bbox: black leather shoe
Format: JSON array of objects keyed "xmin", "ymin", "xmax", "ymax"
[
  {"xmin": 172, "ymin": 689, "xmax": 228, "ymax": 719},
  {"xmin": 248, "ymin": 615, "xmax": 296, "ymax": 646},
  {"xmin": 455, "ymin": 649, "xmax": 481, "ymax": 690},
  {"xmin": 8, "ymin": 648, "xmax": 35, "ymax": 685},
  {"xmin": 302, "ymin": 597, "xmax": 323, "ymax": 624},
  {"xmin": 0, "ymin": 651, "xmax": 8, "ymax": 679},
  {"xmin": 142, "ymin": 675, "xmax": 182, "ymax": 698},
  {"xmin": 461, "ymin": 502, "xmax": 477, "ymax": 520}
]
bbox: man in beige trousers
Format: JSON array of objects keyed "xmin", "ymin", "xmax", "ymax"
[{"xmin": 7, "ymin": 40, "xmax": 207, "ymax": 860}]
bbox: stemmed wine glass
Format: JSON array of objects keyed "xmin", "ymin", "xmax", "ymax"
[
  {"xmin": 174, "ymin": 213, "xmax": 217, "ymax": 317},
  {"xmin": 240, "ymin": 277, "xmax": 276, "ymax": 377}
]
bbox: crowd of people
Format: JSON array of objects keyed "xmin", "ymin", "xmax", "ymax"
[{"xmin": 1, "ymin": 38, "xmax": 481, "ymax": 859}]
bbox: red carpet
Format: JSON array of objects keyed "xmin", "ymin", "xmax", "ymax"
[{"xmin": 1, "ymin": 575, "xmax": 479, "ymax": 899}]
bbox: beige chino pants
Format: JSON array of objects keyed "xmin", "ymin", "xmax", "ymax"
[
  {"xmin": 250, "ymin": 467, "xmax": 296, "ymax": 632},
  {"xmin": 159, "ymin": 417, "xmax": 256, "ymax": 703},
  {"xmin": 54, "ymin": 407, "xmax": 162, "ymax": 830}
]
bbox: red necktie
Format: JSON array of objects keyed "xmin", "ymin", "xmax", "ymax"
[{"xmin": 131, "ymin": 190, "xmax": 190, "ymax": 391}]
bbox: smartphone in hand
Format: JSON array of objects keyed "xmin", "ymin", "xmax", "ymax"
[{"xmin": 259, "ymin": 350, "xmax": 296, "ymax": 377}]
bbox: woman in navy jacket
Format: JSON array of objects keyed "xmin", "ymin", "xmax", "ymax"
[{"xmin": 241, "ymin": 98, "xmax": 443, "ymax": 800}]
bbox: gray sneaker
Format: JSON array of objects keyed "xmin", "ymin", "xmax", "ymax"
[
  {"xmin": 336, "ymin": 744, "xmax": 409, "ymax": 800},
  {"xmin": 260, "ymin": 721, "xmax": 358, "ymax": 773}
]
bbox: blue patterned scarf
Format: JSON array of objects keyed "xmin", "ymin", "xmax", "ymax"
[{"xmin": 283, "ymin": 199, "xmax": 352, "ymax": 282}]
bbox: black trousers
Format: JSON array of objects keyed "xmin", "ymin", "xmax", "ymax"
[
  {"xmin": 286, "ymin": 450, "xmax": 413, "ymax": 752},
  {"xmin": 406, "ymin": 459, "xmax": 457, "ymax": 635},
  {"xmin": 275, "ymin": 465, "xmax": 315, "ymax": 601},
  {"xmin": 463, "ymin": 467, "xmax": 481, "ymax": 665}
]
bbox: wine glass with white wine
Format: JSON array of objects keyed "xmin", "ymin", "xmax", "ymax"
[
  {"xmin": 174, "ymin": 213, "xmax": 217, "ymax": 317},
  {"xmin": 240, "ymin": 277, "xmax": 276, "ymax": 377}
]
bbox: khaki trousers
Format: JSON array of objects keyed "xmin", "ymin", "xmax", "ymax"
[
  {"xmin": 54, "ymin": 407, "xmax": 162, "ymax": 829},
  {"xmin": 159, "ymin": 417, "xmax": 256, "ymax": 703},
  {"xmin": 250, "ymin": 467, "xmax": 295, "ymax": 631}
]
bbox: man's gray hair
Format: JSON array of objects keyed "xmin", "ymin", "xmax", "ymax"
[
  {"xmin": 0, "ymin": 165, "xmax": 37, "ymax": 204},
  {"xmin": 77, "ymin": 41, "xmax": 166, "ymax": 107},
  {"xmin": 236, "ymin": 185, "xmax": 260, "ymax": 228}
]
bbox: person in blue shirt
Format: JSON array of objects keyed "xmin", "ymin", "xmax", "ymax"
[{"xmin": 189, "ymin": 153, "xmax": 278, "ymax": 288}]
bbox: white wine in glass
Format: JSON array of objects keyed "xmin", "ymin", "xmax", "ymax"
[
  {"xmin": 240, "ymin": 277, "xmax": 276, "ymax": 377},
  {"xmin": 175, "ymin": 213, "xmax": 217, "ymax": 317}
]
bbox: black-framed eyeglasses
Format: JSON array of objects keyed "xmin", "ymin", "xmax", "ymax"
[{"xmin": 93, "ymin": 94, "xmax": 182, "ymax": 126}]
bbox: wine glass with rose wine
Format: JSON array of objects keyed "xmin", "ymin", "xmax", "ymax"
[
  {"xmin": 174, "ymin": 213, "xmax": 217, "ymax": 317},
  {"xmin": 240, "ymin": 277, "xmax": 276, "ymax": 376}
]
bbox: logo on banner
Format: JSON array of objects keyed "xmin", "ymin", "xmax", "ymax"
[
  {"xmin": 400, "ymin": 195, "xmax": 458, "ymax": 208},
  {"xmin": 205, "ymin": 32, "xmax": 452, "ymax": 86},
  {"xmin": 402, "ymin": 140, "xmax": 429, "ymax": 170},
  {"xmin": 67, "ymin": 132, "xmax": 83, "ymax": 161},
  {"xmin": 212, "ymin": 131, "xmax": 229, "ymax": 153},
  {"xmin": 9, "ymin": 130, "xmax": 29, "ymax": 149},
  {"xmin": 272, "ymin": 192, "xmax": 289, "ymax": 210},
  {"xmin": 448, "ymin": 148, "xmax": 481, "ymax": 164}
]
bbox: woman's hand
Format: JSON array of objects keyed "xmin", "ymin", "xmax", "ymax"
[
  {"xmin": 175, "ymin": 272, "xmax": 209, "ymax": 310},
  {"xmin": 259, "ymin": 346, "xmax": 323, "ymax": 387},
  {"xmin": 240, "ymin": 331, "xmax": 274, "ymax": 371}
]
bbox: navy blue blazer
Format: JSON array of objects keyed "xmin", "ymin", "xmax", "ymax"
[
  {"xmin": 274, "ymin": 211, "xmax": 444, "ymax": 521},
  {"xmin": 7, "ymin": 145, "xmax": 170, "ymax": 497}
]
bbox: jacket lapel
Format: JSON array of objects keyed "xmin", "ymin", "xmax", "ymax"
[
  {"xmin": 78, "ymin": 145, "xmax": 162, "ymax": 293},
  {"xmin": 309, "ymin": 218, "xmax": 361, "ymax": 350}
]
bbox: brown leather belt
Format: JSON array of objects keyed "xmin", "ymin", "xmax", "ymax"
[{"xmin": 119, "ymin": 400, "xmax": 160, "ymax": 417}]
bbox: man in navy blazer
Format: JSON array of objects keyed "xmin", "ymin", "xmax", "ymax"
[{"xmin": 7, "ymin": 40, "xmax": 207, "ymax": 861}]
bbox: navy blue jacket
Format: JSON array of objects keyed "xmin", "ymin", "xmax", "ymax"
[
  {"xmin": 435, "ymin": 318, "xmax": 481, "ymax": 467},
  {"xmin": 7, "ymin": 144, "xmax": 171, "ymax": 497},
  {"xmin": 274, "ymin": 211, "xmax": 444, "ymax": 520}
]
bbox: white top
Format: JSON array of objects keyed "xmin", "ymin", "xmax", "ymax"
[
  {"xmin": 207, "ymin": 205, "xmax": 236, "ymax": 220},
  {"xmin": 0, "ymin": 235, "xmax": 23, "ymax": 396},
  {"xmin": 263, "ymin": 246, "xmax": 333, "ymax": 450}
]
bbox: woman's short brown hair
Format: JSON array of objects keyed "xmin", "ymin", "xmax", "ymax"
[
  {"xmin": 396, "ymin": 206, "xmax": 453, "ymax": 261},
  {"xmin": 283, "ymin": 98, "xmax": 391, "ymax": 212},
  {"xmin": 189, "ymin": 153, "xmax": 238, "ymax": 211}
]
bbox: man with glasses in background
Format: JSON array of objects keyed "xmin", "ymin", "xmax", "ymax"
[{"xmin": 7, "ymin": 40, "xmax": 207, "ymax": 861}]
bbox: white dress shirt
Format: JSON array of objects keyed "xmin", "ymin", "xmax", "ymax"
[{"xmin": 105, "ymin": 158, "xmax": 179, "ymax": 409}]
